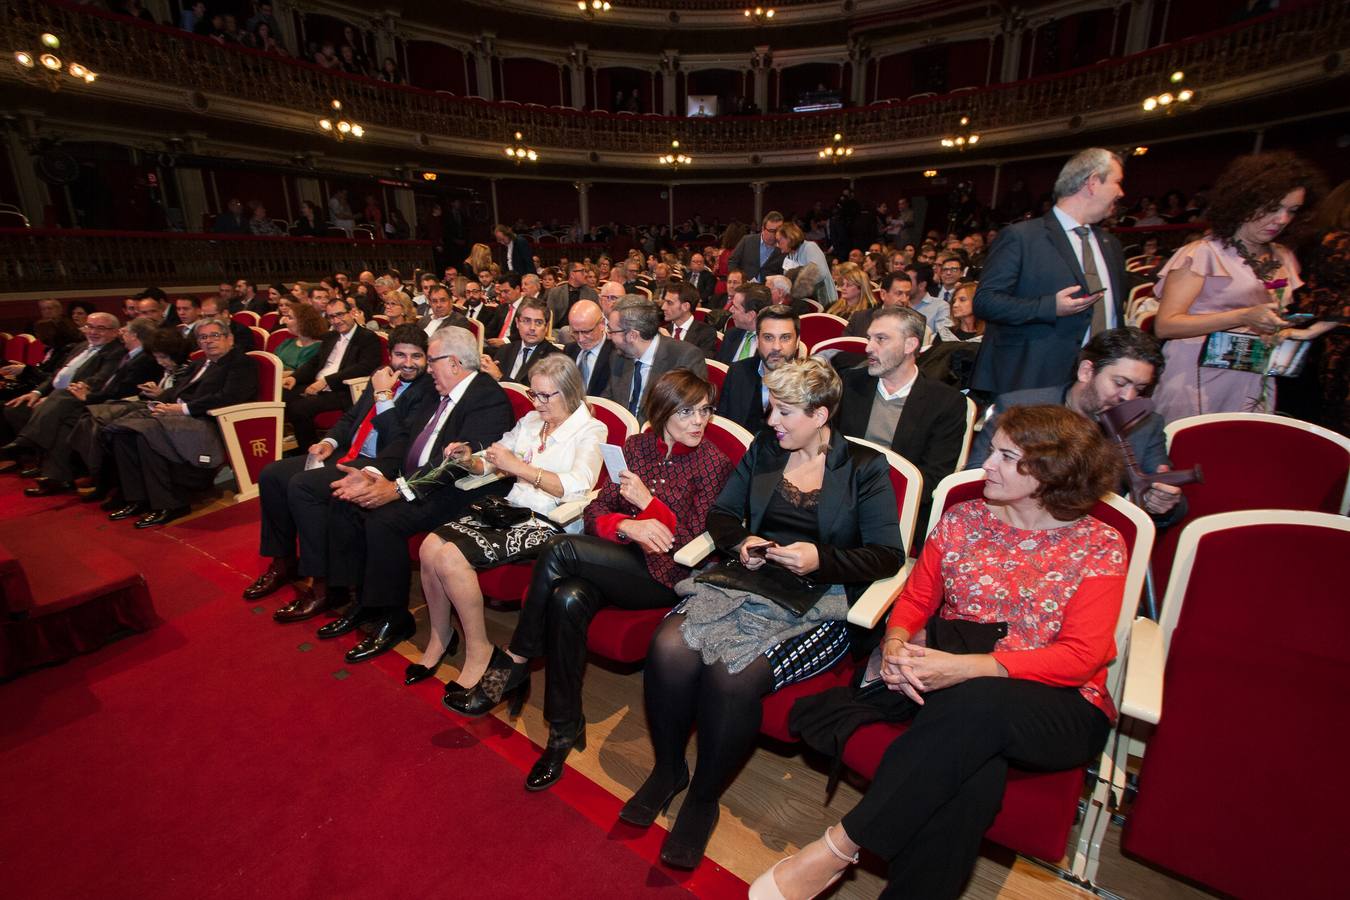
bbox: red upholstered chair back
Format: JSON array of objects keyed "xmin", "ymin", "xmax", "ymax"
[
  {"xmin": 809, "ymin": 336, "xmax": 867, "ymax": 357},
  {"xmin": 245, "ymin": 326, "xmax": 267, "ymax": 351},
  {"xmin": 797, "ymin": 313, "xmax": 847, "ymax": 352},
  {"xmin": 376, "ymin": 331, "xmax": 390, "ymax": 365},
  {"xmin": 248, "ymin": 351, "xmax": 282, "ymax": 403},
  {"xmin": 692, "ymin": 307, "xmax": 710, "ymax": 323},
  {"xmin": 704, "ymin": 359, "xmax": 728, "ymax": 394},
  {"xmin": 25, "ymin": 337, "xmax": 47, "ymax": 366},
  {"xmin": 499, "ymin": 382, "xmax": 535, "ymax": 423},
  {"xmin": 586, "ymin": 396, "xmax": 639, "ymax": 446},
  {"xmin": 233, "ymin": 310, "xmax": 260, "ymax": 327},
  {"xmin": 1154, "ymin": 413, "xmax": 1350, "ymax": 598},
  {"xmin": 265, "ymin": 329, "xmax": 294, "ymax": 353},
  {"xmin": 6, "ymin": 334, "xmax": 34, "ymax": 365},
  {"xmin": 258, "ymin": 311, "xmax": 281, "ymax": 332},
  {"xmin": 1123, "ymin": 511, "xmax": 1350, "ymax": 898},
  {"xmin": 703, "ymin": 415, "xmax": 753, "ymax": 466},
  {"xmin": 461, "ymin": 317, "xmax": 485, "ymax": 353}
]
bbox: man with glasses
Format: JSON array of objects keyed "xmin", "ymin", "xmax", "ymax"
[
  {"xmin": 847, "ymin": 272, "xmax": 916, "ymax": 338},
  {"xmin": 715, "ymin": 282, "xmax": 773, "ymax": 366},
  {"xmin": 480, "ymin": 297, "xmax": 559, "ymax": 384},
  {"xmin": 562, "ymin": 300, "xmax": 613, "ymax": 395},
  {"xmin": 600, "ymin": 297, "xmax": 707, "ymax": 424},
  {"xmin": 904, "ymin": 263, "xmax": 958, "ymax": 343},
  {"xmin": 546, "ymin": 262, "xmax": 598, "ymax": 329},
  {"xmin": 318, "ymin": 327, "xmax": 515, "ymax": 663},
  {"xmin": 932, "ymin": 253, "xmax": 966, "ymax": 303},
  {"xmin": 461, "ymin": 280, "xmax": 491, "ymax": 323},
  {"xmin": 284, "ymin": 297, "xmax": 382, "ymax": 450},
  {"xmin": 418, "ymin": 285, "xmax": 469, "ymax": 338},
  {"xmin": 200, "ymin": 297, "xmax": 254, "ymax": 347},
  {"xmin": 717, "ymin": 306, "xmax": 799, "ymax": 435},
  {"xmin": 104, "ymin": 318, "xmax": 258, "ymax": 528},
  {"xmin": 727, "ymin": 211, "xmax": 786, "ymax": 283}
]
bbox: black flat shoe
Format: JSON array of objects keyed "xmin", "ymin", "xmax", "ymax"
[
  {"xmin": 315, "ymin": 603, "xmax": 373, "ymax": 640},
  {"xmin": 99, "ymin": 494, "xmax": 125, "ymax": 511},
  {"xmin": 108, "ymin": 502, "xmax": 147, "ymax": 521},
  {"xmin": 403, "ymin": 630, "xmax": 461, "ymax": 685},
  {"xmin": 442, "ymin": 647, "xmax": 530, "ymax": 718},
  {"xmin": 659, "ymin": 798, "xmax": 720, "ymax": 870},
  {"xmin": 134, "ymin": 506, "xmax": 190, "ymax": 528},
  {"xmin": 525, "ymin": 718, "xmax": 586, "ymax": 792},
  {"xmin": 19, "ymin": 466, "xmax": 41, "ymax": 479},
  {"xmin": 618, "ymin": 763, "xmax": 691, "ymax": 828},
  {"xmin": 24, "ymin": 478, "xmax": 72, "ymax": 497},
  {"xmin": 345, "ymin": 614, "xmax": 416, "ymax": 663}
]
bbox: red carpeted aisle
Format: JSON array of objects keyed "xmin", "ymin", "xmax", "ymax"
[{"xmin": 0, "ymin": 490, "xmax": 746, "ymax": 899}]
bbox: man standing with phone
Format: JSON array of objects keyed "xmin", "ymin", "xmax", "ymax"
[{"xmin": 971, "ymin": 148, "xmax": 1128, "ymax": 396}]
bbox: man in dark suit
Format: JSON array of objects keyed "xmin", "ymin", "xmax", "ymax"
[
  {"xmin": 318, "ymin": 326, "xmax": 516, "ymax": 663},
  {"xmin": 284, "ymin": 297, "xmax": 383, "ymax": 449},
  {"xmin": 717, "ymin": 306, "xmax": 799, "ymax": 435},
  {"xmin": 685, "ymin": 252, "xmax": 716, "ymax": 306},
  {"xmin": 710, "ymin": 268, "xmax": 743, "ymax": 313},
  {"xmin": 105, "ymin": 319, "xmax": 259, "ymax": 527},
  {"xmin": 418, "ymin": 284, "xmax": 471, "ymax": 338},
  {"xmin": 483, "ymin": 274, "xmax": 526, "ymax": 349},
  {"xmin": 836, "ymin": 306, "xmax": 968, "ymax": 525},
  {"xmin": 459, "ymin": 280, "xmax": 493, "ymax": 324},
  {"xmin": 600, "ymin": 297, "xmax": 708, "ymax": 423},
  {"xmin": 562, "ymin": 300, "xmax": 612, "ymax": 395},
  {"xmin": 716, "ymin": 282, "xmax": 774, "ymax": 365},
  {"xmin": 966, "ymin": 327, "xmax": 1186, "ymax": 527},
  {"xmin": 494, "ymin": 224, "xmax": 536, "ymax": 276},
  {"xmin": 20, "ymin": 316, "xmax": 160, "ymax": 495},
  {"xmin": 244, "ymin": 325, "xmax": 437, "ymax": 621},
  {"xmin": 660, "ymin": 282, "xmax": 718, "ymax": 358},
  {"xmin": 200, "ymin": 297, "xmax": 254, "ymax": 347},
  {"xmin": 545, "ymin": 262, "xmax": 599, "ymax": 328},
  {"xmin": 972, "ymin": 148, "xmax": 1128, "ymax": 396},
  {"xmin": 481, "ymin": 297, "xmax": 559, "ymax": 384},
  {"xmin": 726, "ymin": 212, "xmax": 786, "ymax": 283}
]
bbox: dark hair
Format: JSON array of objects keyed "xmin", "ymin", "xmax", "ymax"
[
  {"xmin": 519, "ymin": 296, "xmax": 549, "ymax": 319},
  {"xmin": 995, "ymin": 405, "xmax": 1123, "ymax": 520},
  {"xmin": 495, "ymin": 272, "xmax": 522, "ymax": 289},
  {"xmin": 880, "ymin": 271, "xmax": 912, "ymax": 293},
  {"xmin": 134, "ymin": 286, "xmax": 168, "ymax": 302},
  {"xmin": 643, "ymin": 368, "xmax": 717, "ymax": 437},
  {"xmin": 907, "ymin": 263, "xmax": 934, "ymax": 287},
  {"xmin": 1206, "ymin": 151, "xmax": 1326, "ymax": 241},
  {"xmin": 737, "ymin": 282, "xmax": 773, "ymax": 313},
  {"xmin": 326, "ymin": 296, "xmax": 352, "ymax": 313},
  {"xmin": 34, "ymin": 318, "xmax": 83, "ymax": 350},
  {"xmin": 493, "ymin": 223, "xmax": 515, "ymax": 239},
  {"xmin": 1078, "ymin": 327, "xmax": 1165, "ymax": 377},
  {"xmin": 269, "ymin": 282, "xmax": 286, "ymax": 295},
  {"xmin": 68, "ymin": 300, "xmax": 96, "ymax": 317},
  {"xmin": 145, "ymin": 328, "xmax": 194, "ymax": 364},
  {"xmin": 664, "ymin": 281, "xmax": 700, "ymax": 309},
  {"xmin": 755, "ymin": 304, "xmax": 799, "ymax": 335},
  {"xmin": 386, "ymin": 323, "xmax": 428, "ymax": 353}
]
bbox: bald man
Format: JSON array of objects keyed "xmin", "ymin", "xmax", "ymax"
[{"xmin": 561, "ymin": 300, "xmax": 613, "ymax": 395}]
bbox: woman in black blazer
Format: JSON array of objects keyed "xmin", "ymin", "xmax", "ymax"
[{"xmin": 621, "ymin": 358, "xmax": 902, "ymax": 870}]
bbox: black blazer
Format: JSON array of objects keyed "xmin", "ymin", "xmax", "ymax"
[
  {"xmin": 293, "ymin": 327, "xmax": 382, "ymax": 389},
  {"xmin": 326, "ymin": 372, "xmax": 437, "ymax": 458},
  {"xmin": 492, "ymin": 339, "xmax": 560, "ymax": 384},
  {"xmin": 707, "ymin": 428, "xmax": 903, "ymax": 606},
  {"xmin": 165, "ymin": 345, "xmax": 259, "ymax": 416},
  {"xmin": 88, "ymin": 349, "xmax": 162, "ymax": 403},
  {"xmin": 374, "ymin": 372, "xmax": 515, "ymax": 484},
  {"xmin": 504, "ymin": 235, "xmax": 536, "ymax": 276},
  {"xmin": 670, "ymin": 318, "xmax": 719, "ymax": 358},
  {"xmin": 715, "ymin": 327, "xmax": 752, "ymax": 365},
  {"xmin": 716, "ymin": 357, "xmax": 769, "ymax": 435},
  {"xmin": 836, "ymin": 368, "xmax": 967, "ymax": 511},
  {"xmin": 686, "ymin": 269, "xmax": 716, "ymax": 305},
  {"xmin": 971, "ymin": 211, "xmax": 1126, "ymax": 395},
  {"xmin": 727, "ymin": 233, "xmax": 785, "ymax": 283},
  {"xmin": 565, "ymin": 339, "xmax": 614, "ymax": 395},
  {"xmin": 482, "ymin": 300, "xmax": 523, "ymax": 344},
  {"xmin": 35, "ymin": 341, "xmax": 126, "ymax": 397}
]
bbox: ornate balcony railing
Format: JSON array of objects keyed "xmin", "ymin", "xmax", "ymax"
[
  {"xmin": 2, "ymin": 0, "xmax": 1345, "ymax": 158},
  {"xmin": 0, "ymin": 229, "xmax": 436, "ymax": 293}
]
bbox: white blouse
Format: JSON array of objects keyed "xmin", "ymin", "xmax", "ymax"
[{"xmin": 485, "ymin": 403, "xmax": 607, "ymax": 532}]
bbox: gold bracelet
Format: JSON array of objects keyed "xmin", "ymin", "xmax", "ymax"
[{"xmin": 533, "ymin": 468, "xmax": 544, "ymax": 489}]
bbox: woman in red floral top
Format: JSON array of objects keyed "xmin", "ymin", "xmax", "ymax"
[
  {"xmin": 751, "ymin": 405, "xmax": 1127, "ymax": 900},
  {"xmin": 467, "ymin": 370, "xmax": 733, "ymax": 791}
]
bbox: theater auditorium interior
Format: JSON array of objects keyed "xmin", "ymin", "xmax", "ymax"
[{"xmin": 1, "ymin": 0, "xmax": 1347, "ymax": 897}]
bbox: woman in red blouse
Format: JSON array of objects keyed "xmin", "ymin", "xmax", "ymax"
[
  {"xmin": 751, "ymin": 404, "xmax": 1127, "ymax": 900},
  {"xmin": 459, "ymin": 370, "xmax": 733, "ymax": 791}
]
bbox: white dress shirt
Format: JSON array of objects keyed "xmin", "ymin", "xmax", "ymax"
[
  {"xmin": 483, "ymin": 403, "xmax": 606, "ymax": 533},
  {"xmin": 316, "ymin": 329, "xmax": 355, "ymax": 387},
  {"xmin": 1052, "ymin": 205, "xmax": 1117, "ymax": 342}
]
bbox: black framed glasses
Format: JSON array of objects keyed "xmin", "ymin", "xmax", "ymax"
[{"xmin": 526, "ymin": 389, "xmax": 562, "ymax": 404}]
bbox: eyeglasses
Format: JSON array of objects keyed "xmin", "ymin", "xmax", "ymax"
[
  {"xmin": 673, "ymin": 405, "xmax": 716, "ymax": 421},
  {"xmin": 526, "ymin": 389, "xmax": 562, "ymax": 404},
  {"xmin": 84, "ymin": 324, "xmax": 119, "ymax": 331},
  {"xmin": 325, "ymin": 312, "xmax": 351, "ymax": 321},
  {"xmin": 196, "ymin": 332, "xmax": 227, "ymax": 342},
  {"xmin": 427, "ymin": 354, "xmax": 457, "ymax": 365}
]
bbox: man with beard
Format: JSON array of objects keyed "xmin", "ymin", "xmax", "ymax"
[
  {"xmin": 966, "ymin": 327, "xmax": 1185, "ymax": 526},
  {"xmin": 835, "ymin": 306, "xmax": 968, "ymax": 525},
  {"xmin": 716, "ymin": 306, "xmax": 799, "ymax": 435},
  {"xmin": 243, "ymin": 325, "xmax": 438, "ymax": 620}
]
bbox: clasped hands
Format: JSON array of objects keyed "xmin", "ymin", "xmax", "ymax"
[
  {"xmin": 331, "ymin": 464, "xmax": 399, "ymax": 509},
  {"xmin": 737, "ymin": 536, "xmax": 820, "ymax": 577},
  {"xmin": 879, "ymin": 632, "xmax": 1002, "ymax": 704}
]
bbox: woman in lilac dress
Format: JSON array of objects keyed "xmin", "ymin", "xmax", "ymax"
[{"xmin": 1151, "ymin": 152, "xmax": 1325, "ymax": 422}]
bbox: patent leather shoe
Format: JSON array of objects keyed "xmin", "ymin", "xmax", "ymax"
[
  {"xmin": 244, "ymin": 558, "xmax": 297, "ymax": 600},
  {"xmin": 618, "ymin": 763, "xmax": 691, "ymax": 828},
  {"xmin": 108, "ymin": 502, "xmax": 148, "ymax": 521},
  {"xmin": 660, "ymin": 799, "xmax": 720, "ymax": 870},
  {"xmin": 525, "ymin": 719, "xmax": 586, "ymax": 792},
  {"xmin": 315, "ymin": 602, "xmax": 373, "ymax": 640},
  {"xmin": 135, "ymin": 507, "xmax": 189, "ymax": 528},
  {"xmin": 273, "ymin": 581, "xmax": 335, "ymax": 623},
  {"xmin": 19, "ymin": 466, "xmax": 41, "ymax": 479},
  {"xmin": 344, "ymin": 614, "xmax": 416, "ymax": 663},
  {"xmin": 442, "ymin": 646, "xmax": 530, "ymax": 718},
  {"xmin": 403, "ymin": 630, "xmax": 461, "ymax": 685},
  {"xmin": 24, "ymin": 478, "xmax": 72, "ymax": 497}
]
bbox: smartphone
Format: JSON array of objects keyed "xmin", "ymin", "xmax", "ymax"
[
  {"xmin": 1073, "ymin": 288, "xmax": 1107, "ymax": 302},
  {"xmin": 1283, "ymin": 313, "xmax": 1317, "ymax": 325},
  {"xmin": 745, "ymin": 541, "xmax": 776, "ymax": 559}
]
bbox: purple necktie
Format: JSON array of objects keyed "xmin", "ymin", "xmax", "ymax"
[{"xmin": 405, "ymin": 394, "xmax": 450, "ymax": 472}]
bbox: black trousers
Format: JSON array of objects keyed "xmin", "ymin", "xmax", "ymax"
[
  {"xmin": 508, "ymin": 535, "xmax": 678, "ymax": 725},
  {"xmin": 841, "ymin": 677, "xmax": 1110, "ymax": 900},
  {"xmin": 284, "ymin": 389, "xmax": 351, "ymax": 451},
  {"xmin": 326, "ymin": 479, "xmax": 509, "ymax": 611},
  {"xmin": 257, "ymin": 453, "xmax": 376, "ymax": 577},
  {"xmin": 111, "ymin": 431, "xmax": 182, "ymax": 509}
]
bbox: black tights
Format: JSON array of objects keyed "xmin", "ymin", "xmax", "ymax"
[{"xmin": 642, "ymin": 613, "xmax": 775, "ymax": 806}]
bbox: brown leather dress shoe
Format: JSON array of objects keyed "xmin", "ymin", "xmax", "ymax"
[
  {"xmin": 273, "ymin": 580, "xmax": 334, "ymax": 623},
  {"xmin": 243, "ymin": 558, "xmax": 297, "ymax": 600}
]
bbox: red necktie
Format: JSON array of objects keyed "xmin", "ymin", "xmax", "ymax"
[
  {"xmin": 673, "ymin": 325, "xmax": 683, "ymax": 341},
  {"xmin": 497, "ymin": 304, "xmax": 516, "ymax": 340},
  {"xmin": 338, "ymin": 382, "xmax": 400, "ymax": 463}
]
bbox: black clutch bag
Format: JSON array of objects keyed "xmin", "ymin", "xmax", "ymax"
[
  {"xmin": 467, "ymin": 495, "xmax": 534, "ymax": 529},
  {"xmin": 694, "ymin": 558, "xmax": 831, "ymax": 617}
]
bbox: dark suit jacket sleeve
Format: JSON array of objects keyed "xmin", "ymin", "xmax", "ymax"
[
  {"xmin": 1134, "ymin": 412, "xmax": 1188, "ymax": 527},
  {"xmin": 292, "ymin": 335, "xmax": 331, "ymax": 387},
  {"xmin": 183, "ymin": 353, "xmax": 258, "ymax": 416},
  {"xmin": 74, "ymin": 346, "xmax": 128, "ymax": 398},
  {"xmin": 906, "ymin": 379, "xmax": 969, "ymax": 498},
  {"xmin": 333, "ymin": 328, "xmax": 382, "ymax": 384},
  {"xmin": 813, "ymin": 450, "xmax": 905, "ymax": 585},
  {"xmin": 688, "ymin": 321, "xmax": 719, "ymax": 357},
  {"xmin": 972, "ymin": 225, "xmax": 1060, "ymax": 326},
  {"xmin": 707, "ymin": 444, "xmax": 757, "ymax": 552},
  {"xmin": 673, "ymin": 340, "xmax": 709, "ymax": 379},
  {"xmin": 88, "ymin": 352, "xmax": 160, "ymax": 404}
]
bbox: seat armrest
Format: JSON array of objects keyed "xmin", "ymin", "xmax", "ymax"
[
  {"xmin": 673, "ymin": 532, "xmax": 715, "ymax": 568},
  {"xmin": 547, "ymin": 493, "xmax": 597, "ymax": 525},
  {"xmin": 846, "ymin": 561, "xmax": 911, "ymax": 628},
  {"xmin": 1120, "ymin": 617, "xmax": 1164, "ymax": 725}
]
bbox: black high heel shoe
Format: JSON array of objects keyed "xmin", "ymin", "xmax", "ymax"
[
  {"xmin": 660, "ymin": 798, "xmax": 720, "ymax": 870},
  {"xmin": 617, "ymin": 763, "xmax": 691, "ymax": 828},
  {"xmin": 442, "ymin": 646, "xmax": 530, "ymax": 718},
  {"xmin": 525, "ymin": 718, "xmax": 586, "ymax": 792},
  {"xmin": 403, "ymin": 629, "xmax": 461, "ymax": 685}
]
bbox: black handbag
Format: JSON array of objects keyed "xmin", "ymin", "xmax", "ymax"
[
  {"xmin": 466, "ymin": 495, "xmax": 534, "ymax": 529},
  {"xmin": 694, "ymin": 558, "xmax": 830, "ymax": 617}
]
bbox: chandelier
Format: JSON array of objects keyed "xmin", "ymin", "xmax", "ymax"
[
  {"xmin": 745, "ymin": 7, "xmax": 776, "ymax": 21},
  {"xmin": 1142, "ymin": 70, "xmax": 1194, "ymax": 113},
  {"xmin": 13, "ymin": 32, "xmax": 97, "ymax": 91},
  {"xmin": 578, "ymin": 0, "xmax": 612, "ymax": 12},
  {"xmin": 659, "ymin": 140, "xmax": 691, "ymax": 169},
  {"xmin": 940, "ymin": 116, "xmax": 979, "ymax": 150},
  {"xmin": 819, "ymin": 133, "xmax": 853, "ymax": 162},
  {"xmin": 318, "ymin": 99, "xmax": 365, "ymax": 140},
  {"xmin": 505, "ymin": 131, "xmax": 539, "ymax": 164}
]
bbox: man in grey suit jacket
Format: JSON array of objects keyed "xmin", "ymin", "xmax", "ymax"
[
  {"xmin": 545, "ymin": 262, "xmax": 599, "ymax": 329},
  {"xmin": 967, "ymin": 327, "xmax": 1187, "ymax": 527},
  {"xmin": 726, "ymin": 211, "xmax": 786, "ymax": 283},
  {"xmin": 971, "ymin": 148, "xmax": 1128, "ymax": 396},
  {"xmin": 600, "ymin": 296, "xmax": 707, "ymax": 423}
]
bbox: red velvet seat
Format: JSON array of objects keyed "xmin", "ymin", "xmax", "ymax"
[
  {"xmin": 259, "ymin": 311, "xmax": 281, "ymax": 332},
  {"xmin": 210, "ymin": 351, "xmax": 285, "ymax": 502},
  {"xmin": 703, "ymin": 359, "xmax": 727, "ymax": 394},
  {"xmin": 797, "ymin": 313, "xmax": 848, "ymax": 352},
  {"xmin": 233, "ymin": 310, "xmax": 260, "ymax": 327},
  {"xmin": 808, "ymin": 336, "xmax": 867, "ymax": 358},
  {"xmin": 5, "ymin": 334, "xmax": 35, "ymax": 366},
  {"xmin": 265, "ymin": 329, "xmax": 294, "ymax": 353},
  {"xmin": 25, "ymin": 337, "xmax": 48, "ymax": 366}
]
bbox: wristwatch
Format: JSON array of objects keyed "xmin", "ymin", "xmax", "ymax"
[{"xmin": 374, "ymin": 389, "xmax": 393, "ymax": 401}]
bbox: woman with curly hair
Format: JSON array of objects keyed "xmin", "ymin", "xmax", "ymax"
[{"xmin": 1151, "ymin": 151, "xmax": 1328, "ymax": 420}]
